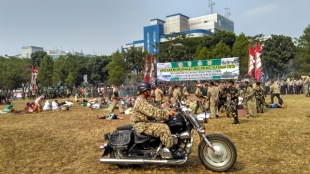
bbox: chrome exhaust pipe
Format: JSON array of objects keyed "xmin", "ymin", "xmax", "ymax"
[{"xmin": 100, "ymin": 157, "xmax": 187, "ymax": 165}]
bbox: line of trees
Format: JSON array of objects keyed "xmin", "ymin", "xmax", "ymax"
[{"xmin": 1, "ymin": 25, "xmax": 310, "ymax": 90}]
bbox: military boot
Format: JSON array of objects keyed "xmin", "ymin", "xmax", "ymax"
[{"xmin": 232, "ymin": 117, "xmax": 239, "ymax": 124}]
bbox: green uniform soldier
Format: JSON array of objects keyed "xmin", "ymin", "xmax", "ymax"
[
  {"xmin": 172, "ymin": 85, "xmax": 181, "ymax": 104},
  {"xmin": 207, "ymin": 82, "xmax": 219, "ymax": 119},
  {"xmin": 254, "ymin": 82, "xmax": 265, "ymax": 113},
  {"xmin": 218, "ymin": 85, "xmax": 229, "ymax": 117},
  {"xmin": 155, "ymin": 85, "xmax": 164, "ymax": 108},
  {"xmin": 194, "ymin": 84, "xmax": 207, "ymax": 114},
  {"xmin": 181, "ymin": 84, "xmax": 188, "ymax": 101},
  {"xmin": 227, "ymin": 80, "xmax": 240, "ymax": 124},
  {"xmin": 270, "ymin": 81, "xmax": 281, "ymax": 104},
  {"xmin": 243, "ymin": 81, "xmax": 255, "ymax": 118},
  {"xmin": 131, "ymin": 82, "xmax": 177, "ymax": 158}
]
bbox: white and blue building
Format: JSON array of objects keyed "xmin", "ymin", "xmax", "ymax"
[{"xmin": 122, "ymin": 13, "xmax": 234, "ymax": 54}]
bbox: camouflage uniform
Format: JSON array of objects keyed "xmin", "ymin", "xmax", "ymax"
[
  {"xmin": 207, "ymin": 86, "xmax": 219, "ymax": 118},
  {"xmin": 244, "ymin": 86, "xmax": 255, "ymax": 117},
  {"xmin": 218, "ymin": 89, "xmax": 228, "ymax": 116},
  {"xmin": 227, "ymin": 87, "xmax": 239, "ymax": 118},
  {"xmin": 131, "ymin": 96, "xmax": 172, "ymax": 148},
  {"xmin": 254, "ymin": 86, "xmax": 265, "ymax": 113},
  {"xmin": 194, "ymin": 87, "xmax": 203, "ymax": 114},
  {"xmin": 270, "ymin": 83, "xmax": 281, "ymax": 103}
]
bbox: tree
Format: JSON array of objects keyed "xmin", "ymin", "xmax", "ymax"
[
  {"xmin": 37, "ymin": 55, "xmax": 54, "ymax": 87},
  {"xmin": 261, "ymin": 34, "xmax": 296, "ymax": 78},
  {"xmin": 52, "ymin": 55, "xmax": 66, "ymax": 85},
  {"xmin": 232, "ymin": 33, "xmax": 250, "ymax": 76},
  {"xmin": 123, "ymin": 47, "xmax": 144, "ymax": 76},
  {"xmin": 211, "ymin": 41, "xmax": 231, "ymax": 58},
  {"xmin": 294, "ymin": 25, "xmax": 310, "ymax": 76},
  {"xmin": 156, "ymin": 32, "xmax": 202, "ymax": 62},
  {"xmin": 196, "ymin": 47, "xmax": 212, "ymax": 60},
  {"xmin": 65, "ymin": 72, "xmax": 75, "ymax": 87},
  {"xmin": 200, "ymin": 31, "xmax": 236, "ymax": 49},
  {"xmin": 0, "ymin": 57, "xmax": 31, "ymax": 90},
  {"xmin": 86, "ymin": 55, "xmax": 111, "ymax": 84},
  {"xmin": 107, "ymin": 51, "xmax": 126, "ymax": 85},
  {"xmin": 30, "ymin": 51, "xmax": 47, "ymax": 67}
]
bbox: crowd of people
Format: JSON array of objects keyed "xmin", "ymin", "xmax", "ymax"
[{"xmin": 149, "ymin": 79, "xmax": 287, "ymax": 124}]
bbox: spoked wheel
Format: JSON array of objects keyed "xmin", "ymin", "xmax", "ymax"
[{"xmin": 198, "ymin": 134, "xmax": 237, "ymax": 172}]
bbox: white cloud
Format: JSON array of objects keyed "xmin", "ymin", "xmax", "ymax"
[{"xmin": 245, "ymin": 3, "xmax": 280, "ymax": 16}]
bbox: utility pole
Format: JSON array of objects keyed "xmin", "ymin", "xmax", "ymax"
[{"xmin": 208, "ymin": 0, "xmax": 215, "ymax": 14}]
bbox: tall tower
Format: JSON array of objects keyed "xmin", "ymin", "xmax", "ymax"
[
  {"xmin": 224, "ymin": 6, "xmax": 231, "ymax": 19},
  {"xmin": 208, "ymin": 0, "xmax": 215, "ymax": 14}
]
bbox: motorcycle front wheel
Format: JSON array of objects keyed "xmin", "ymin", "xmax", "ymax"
[{"xmin": 198, "ymin": 134, "xmax": 237, "ymax": 172}]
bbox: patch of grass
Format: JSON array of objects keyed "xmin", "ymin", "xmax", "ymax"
[{"xmin": 1, "ymin": 95, "xmax": 310, "ymax": 173}]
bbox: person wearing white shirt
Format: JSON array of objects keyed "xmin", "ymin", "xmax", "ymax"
[
  {"xmin": 52, "ymin": 100, "xmax": 59, "ymax": 111},
  {"xmin": 42, "ymin": 100, "xmax": 51, "ymax": 111}
]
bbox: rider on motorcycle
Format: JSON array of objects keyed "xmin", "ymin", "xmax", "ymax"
[{"xmin": 130, "ymin": 81, "xmax": 177, "ymax": 158}]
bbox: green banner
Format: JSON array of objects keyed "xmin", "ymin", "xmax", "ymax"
[{"xmin": 156, "ymin": 57, "xmax": 239, "ymax": 82}]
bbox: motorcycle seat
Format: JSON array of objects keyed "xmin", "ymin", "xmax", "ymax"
[
  {"xmin": 134, "ymin": 131, "xmax": 151, "ymax": 143},
  {"xmin": 116, "ymin": 124, "xmax": 133, "ymax": 130}
]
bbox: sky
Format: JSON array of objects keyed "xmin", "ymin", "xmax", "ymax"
[{"xmin": 1, "ymin": 0, "xmax": 310, "ymax": 56}]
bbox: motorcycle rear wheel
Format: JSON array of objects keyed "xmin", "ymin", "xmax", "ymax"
[{"xmin": 198, "ymin": 134, "xmax": 237, "ymax": 172}]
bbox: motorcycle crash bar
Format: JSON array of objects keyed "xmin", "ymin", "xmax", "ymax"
[{"xmin": 99, "ymin": 157, "xmax": 188, "ymax": 165}]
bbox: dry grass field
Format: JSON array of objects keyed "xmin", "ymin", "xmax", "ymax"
[{"xmin": 1, "ymin": 95, "xmax": 310, "ymax": 174}]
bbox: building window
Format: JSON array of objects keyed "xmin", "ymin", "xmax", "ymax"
[
  {"xmin": 147, "ymin": 32, "xmax": 149, "ymax": 42},
  {"xmin": 153, "ymin": 31, "xmax": 156, "ymax": 42}
]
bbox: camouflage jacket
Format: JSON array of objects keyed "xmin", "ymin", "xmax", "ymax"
[
  {"xmin": 130, "ymin": 96, "xmax": 170, "ymax": 123},
  {"xmin": 244, "ymin": 87, "xmax": 254, "ymax": 100},
  {"xmin": 254, "ymin": 86, "xmax": 265, "ymax": 98},
  {"xmin": 218, "ymin": 90, "xmax": 227, "ymax": 102},
  {"xmin": 228, "ymin": 87, "xmax": 239, "ymax": 102}
]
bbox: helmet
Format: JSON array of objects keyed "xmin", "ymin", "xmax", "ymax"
[{"xmin": 138, "ymin": 81, "xmax": 151, "ymax": 93}]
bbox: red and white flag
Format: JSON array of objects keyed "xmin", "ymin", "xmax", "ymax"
[
  {"xmin": 255, "ymin": 43, "xmax": 262, "ymax": 81},
  {"xmin": 149, "ymin": 55, "xmax": 155, "ymax": 83},
  {"xmin": 248, "ymin": 46, "xmax": 255, "ymax": 77},
  {"xmin": 31, "ymin": 66, "xmax": 38, "ymax": 93},
  {"xmin": 143, "ymin": 55, "xmax": 149, "ymax": 82}
]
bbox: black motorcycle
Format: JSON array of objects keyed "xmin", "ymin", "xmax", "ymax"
[{"xmin": 99, "ymin": 100, "xmax": 237, "ymax": 172}]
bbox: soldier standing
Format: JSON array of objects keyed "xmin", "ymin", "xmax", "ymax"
[
  {"xmin": 227, "ymin": 80, "xmax": 240, "ymax": 124},
  {"xmin": 206, "ymin": 82, "xmax": 219, "ymax": 119},
  {"xmin": 168, "ymin": 84, "xmax": 173, "ymax": 100},
  {"xmin": 109, "ymin": 86, "xmax": 124, "ymax": 114},
  {"xmin": 270, "ymin": 81, "xmax": 281, "ymax": 104},
  {"xmin": 288, "ymin": 79, "xmax": 294, "ymax": 94},
  {"xmin": 155, "ymin": 85, "xmax": 164, "ymax": 108},
  {"xmin": 218, "ymin": 85, "xmax": 228, "ymax": 117},
  {"xmin": 265, "ymin": 80, "xmax": 271, "ymax": 96},
  {"xmin": 243, "ymin": 81, "xmax": 255, "ymax": 118},
  {"xmin": 254, "ymin": 82, "xmax": 265, "ymax": 113},
  {"xmin": 131, "ymin": 82, "xmax": 180, "ymax": 159},
  {"xmin": 194, "ymin": 84, "xmax": 207, "ymax": 114},
  {"xmin": 181, "ymin": 84, "xmax": 188, "ymax": 101},
  {"xmin": 172, "ymin": 85, "xmax": 181, "ymax": 104}
]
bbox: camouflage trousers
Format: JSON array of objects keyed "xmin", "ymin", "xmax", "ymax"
[
  {"xmin": 256, "ymin": 97, "xmax": 265, "ymax": 113},
  {"xmin": 227, "ymin": 100, "xmax": 238, "ymax": 118},
  {"xmin": 244, "ymin": 99, "xmax": 254, "ymax": 117},
  {"xmin": 109, "ymin": 99, "xmax": 123, "ymax": 113},
  {"xmin": 218, "ymin": 101, "xmax": 229, "ymax": 115},
  {"xmin": 209, "ymin": 100, "xmax": 218, "ymax": 118},
  {"xmin": 133, "ymin": 122, "xmax": 173, "ymax": 148}
]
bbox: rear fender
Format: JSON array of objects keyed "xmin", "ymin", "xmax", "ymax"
[{"xmin": 101, "ymin": 143, "xmax": 112, "ymax": 157}]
